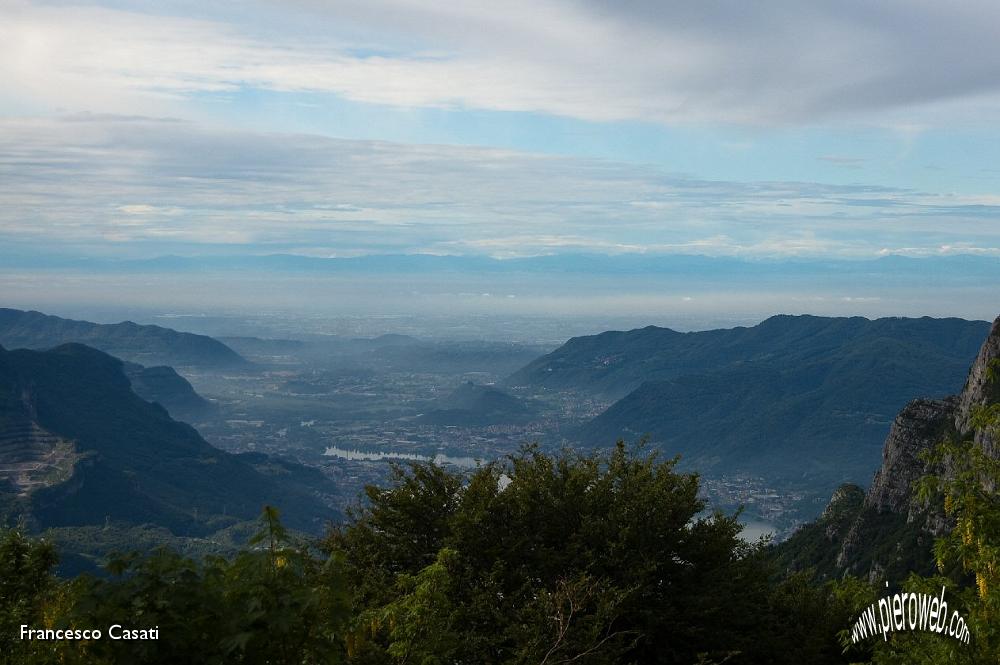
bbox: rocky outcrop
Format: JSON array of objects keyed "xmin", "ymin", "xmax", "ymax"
[
  {"xmin": 864, "ymin": 397, "xmax": 956, "ymax": 519},
  {"xmin": 955, "ymin": 316, "xmax": 1000, "ymax": 456},
  {"xmin": 822, "ymin": 484, "xmax": 865, "ymax": 544},
  {"xmin": 771, "ymin": 483, "xmax": 865, "ymax": 580},
  {"xmin": 784, "ymin": 314, "xmax": 1000, "ymax": 580},
  {"xmin": 822, "ymin": 484, "xmax": 866, "ymax": 521}
]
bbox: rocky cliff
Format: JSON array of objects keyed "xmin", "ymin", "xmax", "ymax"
[
  {"xmin": 777, "ymin": 315, "xmax": 1000, "ymax": 581},
  {"xmin": 862, "ymin": 397, "xmax": 956, "ymax": 518},
  {"xmin": 955, "ymin": 317, "xmax": 1000, "ymax": 455}
]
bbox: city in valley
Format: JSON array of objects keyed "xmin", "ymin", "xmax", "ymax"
[{"xmin": 174, "ymin": 312, "xmax": 824, "ymax": 541}]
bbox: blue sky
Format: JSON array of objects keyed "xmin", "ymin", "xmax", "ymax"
[
  {"xmin": 197, "ymin": 89, "xmax": 1000, "ymax": 193},
  {"xmin": 3, "ymin": 0, "xmax": 1000, "ymax": 261}
]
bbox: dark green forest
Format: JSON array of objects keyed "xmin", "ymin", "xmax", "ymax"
[{"xmin": 0, "ymin": 439, "xmax": 966, "ymax": 665}]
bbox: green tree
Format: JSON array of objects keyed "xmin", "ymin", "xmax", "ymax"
[
  {"xmin": 329, "ymin": 442, "xmax": 794, "ymax": 664},
  {"xmin": 846, "ymin": 364, "xmax": 1000, "ymax": 664},
  {"xmin": 0, "ymin": 526, "xmax": 67, "ymax": 664},
  {"xmin": 45, "ymin": 506, "xmax": 350, "ymax": 665}
]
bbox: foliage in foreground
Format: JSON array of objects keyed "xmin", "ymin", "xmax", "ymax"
[
  {"xmin": 2, "ymin": 444, "xmax": 866, "ymax": 664},
  {"xmin": 840, "ymin": 404, "xmax": 1000, "ymax": 665},
  {"xmin": 831, "ymin": 362, "xmax": 1000, "ymax": 665},
  {"xmin": 328, "ymin": 442, "xmax": 856, "ymax": 664},
  {"xmin": 1, "ymin": 507, "xmax": 349, "ymax": 664}
]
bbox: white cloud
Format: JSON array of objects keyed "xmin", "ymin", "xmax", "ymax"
[
  {"xmin": 4, "ymin": 1, "xmax": 1000, "ymax": 125},
  {"xmin": 1, "ymin": 115, "xmax": 999, "ymax": 258},
  {"xmin": 117, "ymin": 204, "xmax": 182, "ymax": 215}
]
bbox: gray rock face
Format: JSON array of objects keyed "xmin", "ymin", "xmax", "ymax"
[
  {"xmin": 822, "ymin": 484, "xmax": 866, "ymax": 521},
  {"xmin": 825, "ymin": 315, "xmax": 1000, "ymax": 577},
  {"xmin": 955, "ymin": 316, "xmax": 1000, "ymax": 457},
  {"xmin": 865, "ymin": 397, "xmax": 955, "ymax": 516},
  {"xmin": 821, "ymin": 484, "xmax": 865, "ymax": 544}
]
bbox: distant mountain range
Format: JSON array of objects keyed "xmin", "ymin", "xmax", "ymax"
[
  {"xmin": 0, "ymin": 308, "xmax": 246, "ymax": 369},
  {"xmin": 8, "ymin": 251, "xmax": 1000, "ymax": 282},
  {"xmin": 0, "ymin": 343, "xmax": 337, "ymax": 537},
  {"xmin": 417, "ymin": 382, "xmax": 536, "ymax": 427},
  {"xmin": 509, "ymin": 315, "xmax": 990, "ymax": 483}
]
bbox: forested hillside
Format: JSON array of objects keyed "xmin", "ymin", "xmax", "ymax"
[
  {"xmin": 0, "ymin": 343, "xmax": 337, "ymax": 539},
  {"xmin": 0, "ymin": 308, "xmax": 246, "ymax": 369},
  {"xmin": 533, "ymin": 315, "xmax": 990, "ymax": 483}
]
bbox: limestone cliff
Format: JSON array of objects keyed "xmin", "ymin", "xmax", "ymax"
[
  {"xmin": 954, "ymin": 316, "xmax": 1000, "ymax": 455},
  {"xmin": 778, "ymin": 315, "xmax": 1000, "ymax": 581},
  {"xmin": 862, "ymin": 397, "xmax": 956, "ymax": 520}
]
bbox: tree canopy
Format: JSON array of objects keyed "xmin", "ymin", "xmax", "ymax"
[{"xmin": 3, "ymin": 443, "xmax": 859, "ymax": 664}]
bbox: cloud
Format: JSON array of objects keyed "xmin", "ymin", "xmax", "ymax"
[
  {"xmin": 2, "ymin": 115, "xmax": 1000, "ymax": 259},
  {"xmin": 4, "ymin": 1, "xmax": 1000, "ymax": 125},
  {"xmin": 117, "ymin": 204, "xmax": 182, "ymax": 215},
  {"xmin": 817, "ymin": 155, "xmax": 866, "ymax": 169}
]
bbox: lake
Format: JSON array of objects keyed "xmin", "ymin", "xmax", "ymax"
[
  {"xmin": 740, "ymin": 520, "xmax": 775, "ymax": 542},
  {"xmin": 324, "ymin": 445, "xmax": 480, "ymax": 469}
]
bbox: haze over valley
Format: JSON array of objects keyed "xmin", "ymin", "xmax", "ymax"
[{"xmin": 2, "ymin": 306, "xmax": 990, "ymax": 551}]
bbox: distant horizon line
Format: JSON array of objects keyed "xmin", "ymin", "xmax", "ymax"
[{"xmin": 7, "ymin": 249, "xmax": 1000, "ymax": 266}]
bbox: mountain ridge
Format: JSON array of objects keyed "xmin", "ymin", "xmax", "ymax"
[
  {"xmin": 509, "ymin": 315, "xmax": 989, "ymax": 485},
  {"xmin": 508, "ymin": 314, "xmax": 988, "ymax": 399},
  {"xmin": 123, "ymin": 362, "xmax": 213, "ymax": 422},
  {"xmin": 0, "ymin": 308, "xmax": 247, "ymax": 369},
  {"xmin": 0, "ymin": 343, "xmax": 336, "ymax": 536},
  {"xmin": 776, "ymin": 314, "xmax": 1000, "ymax": 580}
]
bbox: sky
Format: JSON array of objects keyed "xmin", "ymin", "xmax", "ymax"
[
  {"xmin": 3, "ymin": 0, "xmax": 1000, "ymax": 262},
  {"xmin": 3, "ymin": 1, "xmax": 1000, "ymax": 331}
]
